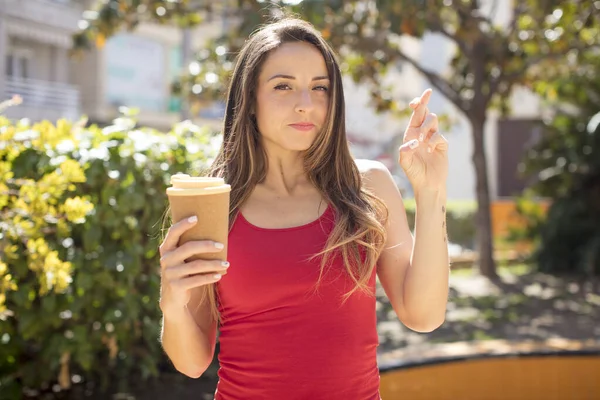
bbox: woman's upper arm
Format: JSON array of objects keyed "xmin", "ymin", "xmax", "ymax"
[{"xmin": 357, "ymin": 159, "xmax": 413, "ymax": 322}]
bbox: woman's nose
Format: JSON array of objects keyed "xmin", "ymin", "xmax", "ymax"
[{"xmin": 294, "ymin": 90, "xmax": 314, "ymax": 113}]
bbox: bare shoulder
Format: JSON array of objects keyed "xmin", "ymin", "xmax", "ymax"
[
  {"xmin": 354, "ymin": 158, "xmax": 387, "ymax": 173},
  {"xmin": 354, "ymin": 159, "xmax": 394, "ymax": 193}
]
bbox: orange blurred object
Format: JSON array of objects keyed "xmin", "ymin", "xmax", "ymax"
[{"xmin": 380, "ymin": 339, "xmax": 600, "ymax": 400}]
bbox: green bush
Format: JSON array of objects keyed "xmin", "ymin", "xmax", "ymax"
[
  {"xmin": 0, "ymin": 111, "xmax": 216, "ymax": 398},
  {"xmin": 520, "ymin": 51, "xmax": 600, "ymax": 276},
  {"xmin": 518, "ymin": 114, "xmax": 600, "ymax": 276}
]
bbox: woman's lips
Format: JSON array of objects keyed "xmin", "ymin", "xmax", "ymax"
[{"xmin": 289, "ymin": 123, "xmax": 315, "ymax": 131}]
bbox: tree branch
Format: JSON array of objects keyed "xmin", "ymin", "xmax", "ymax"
[
  {"xmin": 395, "ymin": 49, "xmax": 469, "ymax": 112},
  {"xmin": 487, "ymin": 1, "xmax": 526, "ymax": 104},
  {"xmin": 344, "ymin": 30, "xmax": 469, "ymax": 112},
  {"xmin": 507, "ymin": 2, "xmax": 526, "ymax": 37},
  {"xmin": 425, "ymin": 17, "xmax": 472, "ymax": 56}
]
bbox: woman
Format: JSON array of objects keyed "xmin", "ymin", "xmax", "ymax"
[{"xmin": 158, "ymin": 18, "xmax": 449, "ymax": 400}]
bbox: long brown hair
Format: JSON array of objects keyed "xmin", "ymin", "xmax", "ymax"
[{"xmin": 197, "ymin": 18, "xmax": 388, "ymax": 323}]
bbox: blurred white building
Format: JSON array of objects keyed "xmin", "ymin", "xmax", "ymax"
[
  {"xmin": 69, "ymin": 17, "xmax": 225, "ymax": 131},
  {"xmin": 0, "ymin": 0, "xmax": 84, "ymax": 121},
  {"xmin": 0, "ymin": 0, "xmax": 224, "ymax": 130}
]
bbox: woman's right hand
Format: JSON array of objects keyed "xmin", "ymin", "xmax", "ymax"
[{"xmin": 158, "ymin": 216, "xmax": 230, "ymax": 314}]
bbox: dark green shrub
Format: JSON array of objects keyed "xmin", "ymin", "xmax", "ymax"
[{"xmin": 520, "ymin": 52, "xmax": 600, "ymax": 276}]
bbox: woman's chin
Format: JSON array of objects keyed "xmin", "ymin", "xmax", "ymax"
[
  {"xmin": 262, "ymin": 136, "xmax": 317, "ymax": 153},
  {"xmin": 278, "ymin": 139, "xmax": 316, "ymax": 152}
]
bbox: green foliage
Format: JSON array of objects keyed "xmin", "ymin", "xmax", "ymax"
[
  {"xmin": 519, "ymin": 52, "xmax": 600, "ymax": 276},
  {"xmin": 77, "ymin": 1, "xmax": 600, "ymax": 116},
  {"xmin": 535, "ymin": 192, "xmax": 600, "ymax": 275},
  {"xmin": 72, "ymin": 0, "xmax": 206, "ymax": 50},
  {"xmin": 0, "ymin": 113, "xmax": 217, "ymax": 397},
  {"xmin": 171, "ymin": 37, "xmax": 236, "ymax": 114}
]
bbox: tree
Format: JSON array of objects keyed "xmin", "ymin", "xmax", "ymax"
[
  {"xmin": 286, "ymin": 0, "xmax": 600, "ymax": 279},
  {"xmin": 75, "ymin": 0, "xmax": 600, "ymax": 278}
]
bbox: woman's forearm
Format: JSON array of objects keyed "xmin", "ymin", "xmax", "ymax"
[
  {"xmin": 161, "ymin": 306, "xmax": 215, "ymax": 378},
  {"xmin": 403, "ymin": 187, "xmax": 449, "ymax": 330}
]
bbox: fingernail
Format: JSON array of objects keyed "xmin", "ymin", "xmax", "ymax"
[
  {"xmin": 213, "ymin": 274, "xmax": 222, "ymax": 280},
  {"xmin": 428, "ymin": 147, "xmax": 432, "ymax": 153},
  {"xmin": 418, "ymin": 133, "xmax": 424, "ymax": 142},
  {"xmin": 214, "ymin": 242, "xmax": 225, "ymax": 249},
  {"xmin": 221, "ymin": 261, "xmax": 230, "ymax": 268},
  {"xmin": 409, "ymin": 139, "xmax": 419, "ymax": 149},
  {"xmin": 188, "ymin": 216, "xmax": 197, "ymax": 223}
]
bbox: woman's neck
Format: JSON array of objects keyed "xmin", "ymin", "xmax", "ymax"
[{"xmin": 261, "ymin": 151, "xmax": 311, "ymax": 197}]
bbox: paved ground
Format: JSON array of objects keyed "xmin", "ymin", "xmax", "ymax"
[
  {"xmin": 377, "ymin": 265, "xmax": 600, "ymax": 366},
  {"xmin": 377, "ymin": 266, "xmax": 600, "ymax": 358}
]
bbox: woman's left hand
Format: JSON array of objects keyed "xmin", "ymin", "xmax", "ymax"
[{"xmin": 398, "ymin": 88, "xmax": 449, "ymax": 192}]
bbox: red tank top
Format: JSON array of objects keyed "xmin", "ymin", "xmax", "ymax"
[{"xmin": 214, "ymin": 205, "xmax": 381, "ymax": 399}]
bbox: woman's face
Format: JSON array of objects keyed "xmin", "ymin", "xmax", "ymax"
[{"xmin": 255, "ymin": 41, "xmax": 330, "ymax": 153}]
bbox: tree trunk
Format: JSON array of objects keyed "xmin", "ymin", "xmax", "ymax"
[{"xmin": 470, "ymin": 116, "xmax": 498, "ymax": 279}]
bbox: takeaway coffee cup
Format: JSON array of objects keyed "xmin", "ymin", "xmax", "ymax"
[{"xmin": 166, "ymin": 174, "xmax": 231, "ymax": 261}]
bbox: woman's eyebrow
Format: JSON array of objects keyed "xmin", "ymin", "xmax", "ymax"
[{"xmin": 267, "ymin": 74, "xmax": 330, "ymax": 82}]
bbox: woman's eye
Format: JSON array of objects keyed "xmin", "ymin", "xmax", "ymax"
[{"xmin": 273, "ymin": 84, "xmax": 329, "ymax": 91}]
